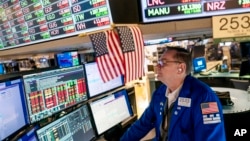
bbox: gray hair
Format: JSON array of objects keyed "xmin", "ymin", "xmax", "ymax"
[{"xmin": 163, "ymin": 46, "xmax": 192, "ymax": 75}]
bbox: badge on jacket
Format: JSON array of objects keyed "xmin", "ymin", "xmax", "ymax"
[{"xmin": 178, "ymin": 97, "xmax": 191, "ymax": 107}]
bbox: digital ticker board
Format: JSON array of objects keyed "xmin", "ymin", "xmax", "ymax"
[
  {"xmin": 141, "ymin": 0, "xmax": 250, "ymax": 23},
  {"xmin": 0, "ymin": 0, "xmax": 113, "ymax": 49}
]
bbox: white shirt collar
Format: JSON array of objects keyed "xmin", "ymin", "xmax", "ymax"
[{"xmin": 165, "ymin": 84, "xmax": 183, "ymax": 107}]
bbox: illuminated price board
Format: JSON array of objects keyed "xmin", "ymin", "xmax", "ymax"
[
  {"xmin": 0, "ymin": 0, "xmax": 113, "ymax": 50},
  {"xmin": 140, "ymin": 0, "xmax": 250, "ymax": 23},
  {"xmin": 30, "ymin": 31, "xmax": 50, "ymax": 41},
  {"xmin": 43, "ymin": 0, "xmax": 69, "ymax": 14},
  {"xmin": 75, "ymin": 16, "xmax": 110, "ymax": 31},
  {"xmin": 213, "ymin": 13, "xmax": 250, "ymax": 42},
  {"xmin": 145, "ymin": 3, "xmax": 202, "ymax": 18}
]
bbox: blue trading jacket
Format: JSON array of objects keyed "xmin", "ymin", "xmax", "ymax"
[{"xmin": 120, "ymin": 75, "xmax": 226, "ymax": 141}]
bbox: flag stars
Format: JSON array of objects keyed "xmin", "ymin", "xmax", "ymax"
[
  {"xmin": 91, "ymin": 32, "xmax": 109, "ymax": 57},
  {"xmin": 118, "ymin": 27, "xmax": 135, "ymax": 53}
]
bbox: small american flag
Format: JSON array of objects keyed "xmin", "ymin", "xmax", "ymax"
[
  {"xmin": 201, "ymin": 102, "xmax": 219, "ymax": 114},
  {"xmin": 89, "ymin": 30, "xmax": 124, "ymax": 82},
  {"xmin": 116, "ymin": 26, "xmax": 144, "ymax": 83}
]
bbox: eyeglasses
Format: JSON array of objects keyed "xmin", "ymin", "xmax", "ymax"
[{"xmin": 157, "ymin": 59, "xmax": 183, "ymax": 68}]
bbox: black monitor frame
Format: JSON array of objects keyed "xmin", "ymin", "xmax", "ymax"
[
  {"xmin": 83, "ymin": 61, "xmax": 124, "ymax": 98},
  {"xmin": 22, "ymin": 65, "xmax": 88, "ymax": 123},
  {"xmin": 14, "ymin": 125, "xmax": 39, "ymax": 141},
  {"xmin": 88, "ymin": 89, "xmax": 133, "ymax": 136},
  {"xmin": 239, "ymin": 60, "xmax": 250, "ymax": 76},
  {"xmin": 54, "ymin": 50, "xmax": 81, "ymax": 69},
  {"xmin": 36, "ymin": 104, "xmax": 97, "ymax": 141},
  {"xmin": 192, "ymin": 56, "xmax": 207, "ymax": 74},
  {"xmin": 0, "ymin": 76, "xmax": 30, "ymax": 141},
  {"xmin": 240, "ymin": 42, "xmax": 250, "ymax": 60}
]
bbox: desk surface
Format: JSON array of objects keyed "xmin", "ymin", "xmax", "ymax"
[
  {"xmin": 194, "ymin": 72, "xmax": 250, "ymax": 79},
  {"xmin": 206, "ymin": 61, "xmax": 221, "ymax": 71},
  {"xmin": 212, "ymin": 87, "xmax": 250, "ymax": 114}
]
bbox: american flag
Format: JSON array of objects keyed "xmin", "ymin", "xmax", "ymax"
[
  {"xmin": 89, "ymin": 30, "xmax": 124, "ymax": 82},
  {"xmin": 116, "ymin": 26, "xmax": 144, "ymax": 83},
  {"xmin": 201, "ymin": 102, "xmax": 219, "ymax": 114}
]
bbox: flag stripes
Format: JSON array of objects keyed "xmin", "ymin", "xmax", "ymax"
[
  {"xmin": 116, "ymin": 26, "xmax": 144, "ymax": 83},
  {"xmin": 89, "ymin": 30, "xmax": 123, "ymax": 82},
  {"xmin": 89, "ymin": 26, "xmax": 144, "ymax": 83},
  {"xmin": 201, "ymin": 102, "xmax": 219, "ymax": 115}
]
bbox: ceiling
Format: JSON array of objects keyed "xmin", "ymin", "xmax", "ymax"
[{"xmin": 0, "ymin": 18, "xmax": 213, "ymax": 59}]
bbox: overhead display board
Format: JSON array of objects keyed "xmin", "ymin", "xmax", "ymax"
[
  {"xmin": 213, "ymin": 13, "xmax": 250, "ymax": 39},
  {"xmin": 0, "ymin": 0, "xmax": 113, "ymax": 50},
  {"xmin": 213, "ymin": 13, "xmax": 250, "ymax": 43},
  {"xmin": 140, "ymin": 0, "xmax": 250, "ymax": 23}
]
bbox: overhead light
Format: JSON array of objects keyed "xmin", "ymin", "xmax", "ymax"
[{"xmin": 144, "ymin": 37, "xmax": 173, "ymax": 45}]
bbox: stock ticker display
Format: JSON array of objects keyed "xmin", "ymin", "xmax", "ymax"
[
  {"xmin": 22, "ymin": 65, "xmax": 88, "ymax": 123},
  {"xmin": 0, "ymin": 0, "xmax": 113, "ymax": 49},
  {"xmin": 141, "ymin": 0, "xmax": 250, "ymax": 23}
]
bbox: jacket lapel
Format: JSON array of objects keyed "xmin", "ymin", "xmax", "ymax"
[{"xmin": 168, "ymin": 76, "xmax": 192, "ymax": 136}]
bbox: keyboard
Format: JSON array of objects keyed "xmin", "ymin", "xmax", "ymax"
[
  {"xmin": 229, "ymin": 70, "xmax": 240, "ymax": 73},
  {"xmin": 199, "ymin": 71, "xmax": 212, "ymax": 76}
]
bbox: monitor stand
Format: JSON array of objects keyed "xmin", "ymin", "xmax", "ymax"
[{"xmin": 104, "ymin": 124, "xmax": 123, "ymax": 141}]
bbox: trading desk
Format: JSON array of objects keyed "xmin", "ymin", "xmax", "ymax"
[
  {"xmin": 212, "ymin": 87, "xmax": 250, "ymax": 114},
  {"xmin": 194, "ymin": 71, "xmax": 250, "ymax": 79},
  {"xmin": 193, "ymin": 72, "xmax": 250, "ymax": 88},
  {"xmin": 212, "ymin": 87, "xmax": 250, "ymax": 140}
]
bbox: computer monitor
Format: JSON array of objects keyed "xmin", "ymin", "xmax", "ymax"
[
  {"xmin": 16, "ymin": 125, "xmax": 39, "ymax": 141},
  {"xmin": 239, "ymin": 60, "xmax": 250, "ymax": 76},
  {"xmin": 0, "ymin": 77, "xmax": 29, "ymax": 140},
  {"xmin": 240, "ymin": 42, "xmax": 250, "ymax": 59},
  {"xmin": 192, "ymin": 45, "xmax": 205, "ymax": 59},
  {"xmin": 55, "ymin": 51, "xmax": 80, "ymax": 68},
  {"xmin": 36, "ymin": 104, "xmax": 96, "ymax": 141},
  {"xmin": 89, "ymin": 89, "xmax": 133, "ymax": 135},
  {"xmin": 192, "ymin": 57, "xmax": 207, "ymax": 73},
  {"xmin": 22, "ymin": 65, "xmax": 88, "ymax": 123},
  {"xmin": 84, "ymin": 62, "xmax": 124, "ymax": 98},
  {"xmin": 0, "ymin": 63, "xmax": 5, "ymax": 74}
]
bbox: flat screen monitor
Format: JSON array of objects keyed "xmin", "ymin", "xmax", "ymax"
[
  {"xmin": 84, "ymin": 62, "xmax": 124, "ymax": 98},
  {"xmin": 193, "ymin": 57, "xmax": 207, "ymax": 73},
  {"xmin": 0, "ymin": 77, "xmax": 29, "ymax": 140},
  {"xmin": 240, "ymin": 42, "xmax": 250, "ymax": 59},
  {"xmin": 239, "ymin": 60, "xmax": 250, "ymax": 76},
  {"xmin": 89, "ymin": 89, "xmax": 133, "ymax": 135},
  {"xmin": 192, "ymin": 45, "xmax": 205, "ymax": 59},
  {"xmin": 36, "ymin": 104, "xmax": 96, "ymax": 141},
  {"xmin": 23, "ymin": 65, "xmax": 88, "ymax": 123},
  {"xmin": 55, "ymin": 51, "xmax": 80, "ymax": 68},
  {"xmin": 140, "ymin": 0, "xmax": 250, "ymax": 23},
  {"xmin": 0, "ymin": 64, "xmax": 5, "ymax": 74},
  {"xmin": 3, "ymin": 61, "xmax": 19, "ymax": 73},
  {"xmin": 17, "ymin": 125, "xmax": 39, "ymax": 141}
]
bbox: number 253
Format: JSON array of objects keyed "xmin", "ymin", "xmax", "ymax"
[{"xmin": 219, "ymin": 16, "xmax": 250, "ymax": 30}]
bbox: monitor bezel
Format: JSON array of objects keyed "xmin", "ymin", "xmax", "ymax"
[
  {"xmin": 88, "ymin": 89, "xmax": 133, "ymax": 136},
  {"xmin": 22, "ymin": 65, "xmax": 88, "ymax": 124},
  {"xmin": 54, "ymin": 50, "xmax": 81, "ymax": 69},
  {"xmin": 35, "ymin": 104, "xmax": 97, "ymax": 141},
  {"xmin": 0, "ymin": 76, "xmax": 30, "ymax": 141},
  {"xmin": 239, "ymin": 60, "xmax": 250, "ymax": 76},
  {"xmin": 83, "ymin": 61, "xmax": 124, "ymax": 99},
  {"xmin": 240, "ymin": 42, "xmax": 250, "ymax": 60},
  {"xmin": 192, "ymin": 57, "xmax": 207, "ymax": 74},
  {"xmin": 14, "ymin": 124, "xmax": 39, "ymax": 141}
]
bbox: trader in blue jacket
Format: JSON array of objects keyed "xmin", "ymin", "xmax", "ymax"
[{"xmin": 120, "ymin": 46, "xmax": 226, "ymax": 141}]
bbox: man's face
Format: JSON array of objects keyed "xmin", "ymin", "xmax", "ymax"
[{"xmin": 156, "ymin": 50, "xmax": 182, "ymax": 84}]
